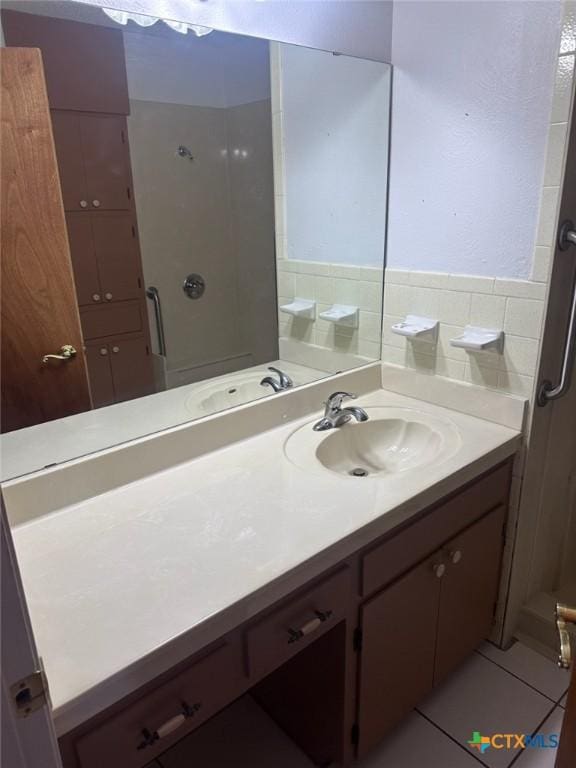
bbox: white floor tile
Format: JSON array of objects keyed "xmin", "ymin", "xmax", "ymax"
[
  {"xmin": 158, "ymin": 695, "xmax": 315, "ymax": 768},
  {"xmin": 357, "ymin": 711, "xmax": 480, "ymax": 768},
  {"xmin": 513, "ymin": 707, "xmax": 564, "ymax": 768},
  {"xmin": 418, "ymin": 653, "xmax": 554, "ymax": 768},
  {"xmin": 478, "ymin": 641, "xmax": 570, "ymax": 702}
]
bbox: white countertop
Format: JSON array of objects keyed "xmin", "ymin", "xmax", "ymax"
[{"xmin": 10, "ymin": 388, "xmax": 521, "ymax": 735}]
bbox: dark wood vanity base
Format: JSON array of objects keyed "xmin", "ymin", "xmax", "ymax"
[{"xmin": 58, "ymin": 460, "xmax": 512, "ymax": 768}]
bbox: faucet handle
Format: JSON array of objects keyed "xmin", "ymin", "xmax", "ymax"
[{"xmin": 326, "ymin": 391, "xmax": 356, "ymax": 410}]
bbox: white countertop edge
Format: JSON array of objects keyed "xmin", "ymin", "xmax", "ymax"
[{"xmin": 51, "ymin": 434, "xmax": 520, "ymax": 736}]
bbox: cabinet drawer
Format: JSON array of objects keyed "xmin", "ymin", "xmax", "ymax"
[
  {"xmin": 246, "ymin": 567, "xmax": 351, "ymax": 681},
  {"xmin": 75, "ymin": 642, "xmax": 244, "ymax": 768},
  {"xmin": 81, "ymin": 301, "xmax": 143, "ymax": 340},
  {"xmin": 362, "ymin": 463, "xmax": 511, "ymax": 597}
]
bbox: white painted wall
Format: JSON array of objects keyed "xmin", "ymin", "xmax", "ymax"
[
  {"xmin": 387, "ymin": 0, "xmax": 563, "ymax": 279},
  {"xmin": 74, "ymin": 0, "xmax": 393, "ymax": 62},
  {"xmin": 279, "ymin": 45, "xmax": 390, "ymax": 266}
]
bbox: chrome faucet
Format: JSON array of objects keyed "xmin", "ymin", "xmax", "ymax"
[
  {"xmin": 313, "ymin": 391, "xmax": 369, "ymax": 431},
  {"xmin": 260, "ymin": 366, "xmax": 294, "ymax": 393}
]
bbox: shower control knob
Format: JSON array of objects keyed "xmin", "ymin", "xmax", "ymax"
[
  {"xmin": 449, "ymin": 550, "xmax": 462, "ymax": 565},
  {"xmin": 433, "ymin": 563, "xmax": 446, "ymax": 579},
  {"xmin": 79, "ymin": 200, "xmax": 88, "ymax": 208},
  {"xmin": 92, "ymin": 199, "xmax": 101, "ymax": 208},
  {"xmin": 92, "ymin": 293, "xmax": 101, "ymax": 302},
  {"xmin": 99, "ymin": 347, "xmax": 108, "ymax": 356},
  {"xmin": 105, "ymin": 292, "xmax": 113, "ymax": 301}
]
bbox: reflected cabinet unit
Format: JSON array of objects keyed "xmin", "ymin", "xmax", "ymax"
[
  {"xmin": 2, "ymin": 9, "xmax": 154, "ymax": 407},
  {"xmin": 58, "ymin": 462, "xmax": 512, "ymax": 768}
]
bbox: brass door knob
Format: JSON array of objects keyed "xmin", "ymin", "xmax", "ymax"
[
  {"xmin": 42, "ymin": 345, "xmax": 77, "ymax": 363},
  {"xmin": 556, "ymin": 602, "xmax": 576, "ymax": 669}
]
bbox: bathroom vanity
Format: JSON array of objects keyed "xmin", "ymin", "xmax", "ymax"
[{"xmin": 4, "ymin": 379, "xmax": 522, "ymax": 768}]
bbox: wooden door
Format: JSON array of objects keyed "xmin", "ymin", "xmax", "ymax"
[
  {"xmin": 1, "ymin": 48, "xmax": 92, "ymax": 433},
  {"xmin": 434, "ymin": 506, "xmax": 506, "ymax": 684},
  {"xmin": 109, "ymin": 337, "xmax": 154, "ymax": 403},
  {"xmin": 556, "ymin": 664, "xmax": 576, "ymax": 766},
  {"xmin": 81, "ymin": 115, "xmax": 131, "ymax": 211},
  {"xmin": 66, "ymin": 213, "xmax": 101, "ymax": 306},
  {"xmin": 92, "ymin": 213, "xmax": 142, "ymax": 302},
  {"xmin": 357, "ymin": 557, "xmax": 441, "ymax": 758},
  {"xmin": 51, "ymin": 111, "xmax": 88, "ymax": 212}
]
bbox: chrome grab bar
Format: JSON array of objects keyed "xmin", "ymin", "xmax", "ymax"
[
  {"xmin": 538, "ymin": 220, "xmax": 576, "ymax": 406},
  {"xmin": 145, "ymin": 286, "xmax": 167, "ymax": 357}
]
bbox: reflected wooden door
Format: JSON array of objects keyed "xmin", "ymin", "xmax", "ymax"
[
  {"xmin": 557, "ymin": 667, "xmax": 575, "ymax": 766},
  {"xmin": 1, "ymin": 48, "xmax": 91, "ymax": 432}
]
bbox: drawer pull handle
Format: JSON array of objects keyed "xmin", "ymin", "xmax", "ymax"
[
  {"xmin": 287, "ymin": 609, "xmax": 333, "ymax": 644},
  {"xmin": 136, "ymin": 701, "xmax": 201, "ymax": 750},
  {"xmin": 433, "ymin": 563, "xmax": 446, "ymax": 579}
]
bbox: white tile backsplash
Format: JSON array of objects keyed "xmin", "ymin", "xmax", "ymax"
[
  {"xmin": 382, "ymin": 270, "xmax": 545, "ymax": 397},
  {"xmin": 278, "ymin": 259, "xmax": 383, "ymax": 368},
  {"xmin": 551, "ymin": 54, "xmax": 575, "ymax": 122}
]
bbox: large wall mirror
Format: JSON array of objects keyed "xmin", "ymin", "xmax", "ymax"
[{"xmin": 0, "ymin": 0, "xmax": 390, "ymax": 479}]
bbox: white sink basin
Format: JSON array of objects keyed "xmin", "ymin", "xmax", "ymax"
[{"xmin": 284, "ymin": 407, "xmax": 461, "ymax": 478}]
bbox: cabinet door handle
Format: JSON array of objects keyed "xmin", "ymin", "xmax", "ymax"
[
  {"xmin": 112, "ymin": 346, "xmax": 120, "ymax": 354},
  {"xmin": 92, "ymin": 293, "xmax": 101, "ymax": 302},
  {"xmin": 42, "ymin": 344, "xmax": 77, "ymax": 363},
  {"xmin": 449, "ymin": 550, "xmax": 462, "ymax": 565},
  {"xmin": 432, "ymin": 563, "xmax": 446, "ymax": 579},
  {"xmin": 136, "ymin": 701, "xmax": 201, "ymax": 750},
  {"xmin": 287, "ymin": 609, "xmax": 333, "ymax": 644},
  {"xmin": 99, "ymin": 347, "xmax": 108, "ymax": 356},
  {"xmin": 105, "ymin": 292, "xmax": 113, "ymax": 301},
  {"xmin": 92, "ymin": 199, "xmax": 101, "ymax": 208},
  {"xmin": 79, "ymin": 200, "xmax": 88, "ymax": 208}
]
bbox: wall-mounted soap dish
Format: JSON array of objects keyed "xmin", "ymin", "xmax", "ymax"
[
  {"xmin": 279, "ymin": 298, "xmax": 316, "ymax": 319},
  {"xmin": 391, "ymin": 315, "xmax": 439, "ymax": 343},
  {"xmin": 450, "ymin": 326, "xmax": 505, "ymax": 353},
  {"xmin": 318, "ymin": 304, "xmax": 359, "ymax": 328}
]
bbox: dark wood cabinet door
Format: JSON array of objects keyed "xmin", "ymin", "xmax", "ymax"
[
  {"xmin": 92, "ymin": 213, "xmax": 141, "ymax": 302},
  {"xmin": 434, "ymin": 505, "xmax": 506, "ymax": 685},
  {"xmin": 84, "ymin": 344, "xmax": 115, "ymax": 408},
  {"xmin": 109, "ymin": 337, "xmax": 154, "ymax": 403},
  {"xmin": 66, "ymin": 213, "xmax": 101, "ymax": 306},
  {"xmin": 357, "ymin": 557, "xmax": 441, "ymax": 758},
  {"xmin": 80, "ymin": 115, "xmax": 130, "ymax": 211},
  {"xmin": 1, "ymin": 10, "xmax": 129, "ymax": 115},
  {"xmin": 51, "ymin": 111, "xmax": 88, "ymax": 212}
]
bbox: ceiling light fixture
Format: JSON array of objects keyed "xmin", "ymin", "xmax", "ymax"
[{"xmin": 102, "ymin": 8, "xmax": 213, "ymax": 36}]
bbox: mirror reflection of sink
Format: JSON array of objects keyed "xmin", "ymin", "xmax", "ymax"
[{"xmin": 284, "ymin": 407, "xmax": 461, "ymax": 478}]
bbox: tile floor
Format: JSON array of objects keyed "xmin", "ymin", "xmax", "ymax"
[{"xmin": 150, "ymin": 640, "xmax": 569, "ymax": 768}]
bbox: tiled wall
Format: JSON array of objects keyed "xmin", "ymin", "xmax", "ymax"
[
  {"xmin": 277, "ymin": 259, "xmax": 383, "ymax": 371},
  {"xmin": 382, "ymin": 272, "xmax": 545, "ymax": 398},
  {"xmin": 382, "ymin": 3, "xmax": 575, "ymax": 400}
]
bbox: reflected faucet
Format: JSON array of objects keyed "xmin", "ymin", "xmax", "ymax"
[
  {"xmin": 260, "ymin": 366, "xmax": 294, "ymax": 393},
  {"xmin": 313, "ymin": 392, "xmax": 369, "ymax": 431}
]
